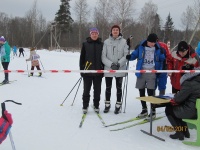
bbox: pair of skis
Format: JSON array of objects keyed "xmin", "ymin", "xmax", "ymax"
[
  {"xmin": 79, "ymin": 108, "xmax": 106, "ymax": 128},
  {"xmin": 79, "ymin": 110, "xmax": 164, "ymax": 131}
]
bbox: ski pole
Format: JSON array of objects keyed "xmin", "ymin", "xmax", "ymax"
[
  {"xmin": 71, "ymin": 77, "xmax": 82, "ymax": 106},
  {"xmin": 121, "ymin": 50, "xmax": 130, "ymax": 113},
  {"xmin": 25, "ymin": 60, "xmax": 29, "ymax": 77},
  {"xmin": 71, "ymin": 62, "xmax": 92, "ymax": 106},
  {"xmin": 39, "ymin": 59, "xmax": 45, "ymax": 70},
  {"xmin": 60, "ymin": 77, "xmax": 82, "ymax": 106},
  {"xmin": 9, "ymin": 131, "xmax": 16, "ymax": 150}
]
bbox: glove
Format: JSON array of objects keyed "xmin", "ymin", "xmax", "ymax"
[
  {"xmin": 170, "ymin": 99, "xmax": 178, "ymax": 106},
  {"xmin": 182, "ymin": 64, "xmax": 194, "ymax": 70},
  {"xmin": 4, "ymin": 110, "xmax": 13, "ymax": 125},
  {"xmin": 111, "ymin": 63, "xmax": 119, "ymax": 70},
  {"xmin": 126, "ymin": 54, "xmax": 131, "ymax": 60}
]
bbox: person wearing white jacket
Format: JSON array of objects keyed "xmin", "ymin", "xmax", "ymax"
[{"xmin": 102, "ymin": 25, "xmax": 128, "ymax": 114}]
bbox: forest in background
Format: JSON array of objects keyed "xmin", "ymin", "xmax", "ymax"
[{"xmin": 0, "ymin": 0, "xmax": 200, "ymax": 51}]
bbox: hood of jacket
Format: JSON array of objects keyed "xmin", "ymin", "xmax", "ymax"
[{"xmin": 180, "ymin": 67, "xmax": 200, "ymax": 85}]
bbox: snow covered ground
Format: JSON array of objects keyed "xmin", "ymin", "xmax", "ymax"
[{"xmin": 0, "ymin": 49, "xmax": 199, "ymax": 150}]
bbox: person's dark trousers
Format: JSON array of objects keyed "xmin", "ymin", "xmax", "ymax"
[
  {"xmin": 30, "ymin": 65, "xmax": 41, "ymax": 75},
  {"xmin": 82, "ymin": 76, "xmax": 102, "ymax": 109},
  {"xmin": 139, "ymin": 88, "xmax": 154, "ymax": 109},
  {"xmin": 19, "ymin": 52, "xmax": 24, "ymax": 57},
  {"xmin": 2, "ymin": 62, "xmax": 9, "ymax": 81},
  {"xmin": 105, "ymin": 77, "xmax": 123, "ymax": 103},
  {"xmin": 172, "ymin": 86, "xmax": 179, "ymax": 94},
  {"xmin": 165, "ymin": 105, "xmax": 190, "ymax": 138}
]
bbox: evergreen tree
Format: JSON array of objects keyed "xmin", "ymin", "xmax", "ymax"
[
  {"xmin": 164, "ymin": 13, "xmax": 174, "ymax": 42},
  {"xmin": 55, "ymin": 0, "xmax": 74, "ymax": 32}
]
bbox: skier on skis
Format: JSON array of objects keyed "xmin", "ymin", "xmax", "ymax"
[
  {"xmin": 126, "ymin": 33, "xmax": 165, "ymax": 119},
  {"xmin": 79, "ymin": 28, "xmax": 104, "ymax": 114},
  {"xmin": 101, "ymin": 25, "xmax": 128, "ymax": 114},
  {"xmin": 26, "ymin": 47, "xmax": 42, "ymax": 77}
]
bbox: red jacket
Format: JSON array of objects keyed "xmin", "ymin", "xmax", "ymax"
[
  {"xmin": 168, "ymin": 46, "xmax": 200, "ymax": 90},
  {"xmin": 158, "ymin": 42, "xmax": 172, "ymax": 69}
]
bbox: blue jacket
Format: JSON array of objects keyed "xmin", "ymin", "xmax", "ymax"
[
  {"xmin": 196, "ymin": 42, "xmax": 200, "ymax": 56},
  {"xmin": 129, "ymin": 40, "xmax": 165, "ymax": 77}
]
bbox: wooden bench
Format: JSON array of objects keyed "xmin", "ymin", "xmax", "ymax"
[{"xmin": 182, "ymin": 99, "xmax": 200, "ymax": 146}]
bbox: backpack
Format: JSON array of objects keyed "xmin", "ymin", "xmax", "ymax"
[{"xmin": 0, "ymin": 100, "xmax": 21, "ymax": 144}]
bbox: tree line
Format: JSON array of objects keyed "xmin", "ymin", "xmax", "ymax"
[{"xmin": 0, "ymin": 0, "xmax": 200, "ymax": 51}]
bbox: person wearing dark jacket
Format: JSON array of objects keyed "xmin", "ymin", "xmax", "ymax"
[
  {"xmin": 79, "ymin": 28, "xmax": 104, "ymax": 114},
  {"xmin": 165, "ymin": 67, "xmax": 200, "ymax": 140},
  {"xmin": 19, "ymin": 47, "xmax": 24, "ymax": 57}
]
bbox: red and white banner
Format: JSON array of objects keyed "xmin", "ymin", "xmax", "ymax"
[{"xmin": 0, "ymin": 70, "xmax": 200, "ymax": 73}]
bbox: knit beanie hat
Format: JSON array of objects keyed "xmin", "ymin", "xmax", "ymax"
[
  {"xmin": 90, "ymin": 28, "xmax": 99, "ymax": 35},
  {"xmin": 111, "ymin": 25, "xmax": 121, "ymax": 33},
  {"xmin": 0, "ymin": 36, "xmax": 5, "ymax": 42},
  {"xmin": 178, "ymin": 41, "xmax": 188, "ymax": 52},
  {"xmin": 147, "ymin": 33, "xmax": 158, "ymax": 43}
]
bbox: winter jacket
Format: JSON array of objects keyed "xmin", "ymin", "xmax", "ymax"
[
  {"xmin": 79, "ymin": 37, "xmax": 104, "ymax": 77},
  {"xmin": 129, "ymin": 40, "xmax": 165, "ymax": 78},
  {"xmin": 26, "ymin": 50, "xmax": 40, "ymax": 66},
  {"xmin": 102, "ymin": 34, "xmax": 128, "ymax": 77},
  {"xmin": 196, "ymin": 42, "xmax": 200, "ymax": 56},
  {"xmin": 1, "ymin": 41, "xmax": 10, "ymax": 62},
  {"xmin": 168, "ymin": 46, "xmax": 200, "ymax": 90},
  {"xmin": 156, "ymin": 42, "xmax": 172, "ymax": 90},
  {"xmin": 173, "ymin": 68, "xmax": 200, "ymax": 119}
]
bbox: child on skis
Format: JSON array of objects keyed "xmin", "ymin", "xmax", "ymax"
[{"xmin": 26, "ymin": 47, "xmax": 42, "ymax": 77}]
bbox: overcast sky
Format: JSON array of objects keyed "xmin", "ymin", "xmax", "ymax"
[{"xmin": 0, "ymin": 0, "xmax": 195, "ymax": 30}]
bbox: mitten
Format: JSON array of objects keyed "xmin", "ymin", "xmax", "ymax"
[
  {"xmin": 111, "ymin": 63, "xmax": 119, "ymax": 70},
  {"xmin": 126, "ymin": 54, "xmax": 131, "ymax": 60}
]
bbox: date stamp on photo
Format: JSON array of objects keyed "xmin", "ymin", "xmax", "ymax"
[{"xmin": 157, "ymin": 126, "xmax": 188, "ymax": 132}]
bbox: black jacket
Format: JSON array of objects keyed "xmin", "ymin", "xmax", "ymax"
[
  {"xmin": 173, "ymin": 71, "xmax": 200, "ymax": 119},
  {"xmin": 79, "ymin": 37, "xmax": 103, "ymax": 76}
]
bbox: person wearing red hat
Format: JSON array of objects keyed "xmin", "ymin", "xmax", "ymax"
[
  {"xmin": 101, "ymin": 25, "xmax": 128, "ymax": 114},
  {"xmin": 0, "ymin": 36, "xmax": 11, "ymax": 84}
]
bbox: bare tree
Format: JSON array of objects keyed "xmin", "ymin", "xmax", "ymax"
[
  {"xmin": 74, "ymin": 0, "xmax": 90, "ymax": 48},
  {"xmin": 181, "ymin": 6, "xmax": 195, "ymax": 41},
  {"xmin": 93, "ymin": 0, "xmax": 112, "ymax": 41},
  {"xmin": 139, "ymin": 0, "xmax": 158, "ymax": 36},
  {"xmin": 25, "ymin": 0, "xmax": 40, "ymax": 47},
  {"xmin": 109, "ymin": 0, "xmax": 136, "ymax": 32}
]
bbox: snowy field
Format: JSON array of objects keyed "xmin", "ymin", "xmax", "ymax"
[{"xmin": 0, "ymin": 49, "xmax": 199, "ymax": 150}]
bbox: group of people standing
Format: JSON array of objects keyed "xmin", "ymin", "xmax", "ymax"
[{"xmin": 79, "ymin": 25, "xmax": 200, "ymax": 140}]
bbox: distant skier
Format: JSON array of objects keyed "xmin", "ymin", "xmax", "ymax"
[
  {"xmin": 12, "ymin": 45, "xmax": 17, "ymax": 56},
  {"xmin": 26, "ymin": 47, "xmax": 42, "ymax": 77},
  {"xmin": 19, "ymin": 47, "xmax": 24, "ymax": 57}
]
